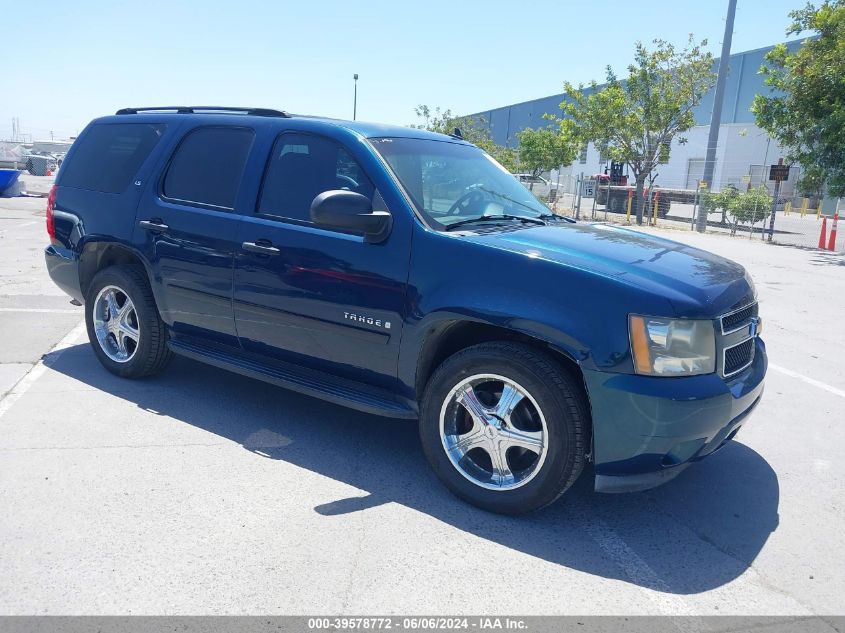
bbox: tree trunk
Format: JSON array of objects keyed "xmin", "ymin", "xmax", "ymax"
[{"xmin": 634, "ymin": 176, "xmax": 646, "ymax": 225}]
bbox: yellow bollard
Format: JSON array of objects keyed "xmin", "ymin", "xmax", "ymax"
[
  {"xmin": 626, "ymin": 189, "xmax": 633, "ymax": 222},
  {"xmin": 784, "ymin": 201, "xmax": 791, "ymax": 216},
  {"xmin": 816, "ymin": 206, "xmax": 821, "ymax": 219},
  {"xmin": 801, "ymin": 197, "xmax": 809, "ymax": 217}
]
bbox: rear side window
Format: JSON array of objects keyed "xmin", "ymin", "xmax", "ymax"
[
  {"xmin": 258, "ymin": 133, "xmax": 374, "ymax": 222},
  {"xmin": 162, "ymin": 127, "xmax": 254, "ymax": 209},
  {"xmin": 60, "ymin": 123, "xmax": 165, "ymax": 194}
]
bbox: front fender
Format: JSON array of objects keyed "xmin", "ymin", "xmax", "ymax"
[
  {"xmin": 401, "ymin": 226, "xmax": 650, "ymax": 385},
  {"xmin": 397, "ymin": 305, "xmax": 592, "ymax": 399}
]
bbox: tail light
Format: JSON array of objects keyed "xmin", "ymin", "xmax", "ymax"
[{"xmin": 46, "ymin": 185, "xmax": 57, "ymax": 243}]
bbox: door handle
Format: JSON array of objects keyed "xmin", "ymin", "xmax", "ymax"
[
  {"xmin": 139, "ymin": 219, "xmax": 170, "ymax": 232},
  {"xmin": 242, "ymin": 240, "xmax": 281, "ymax": 255}
]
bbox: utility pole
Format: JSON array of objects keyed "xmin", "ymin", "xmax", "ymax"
[
  {"xmin": 697, "ymin": 0, "xmax": 737, "ymax": 233},
  {"xmin": 353, "ymin": 74, "xmax": 359, "ymax": 121}
]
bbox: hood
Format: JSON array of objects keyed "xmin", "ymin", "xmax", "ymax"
[{"xmin": 463, "ymin": 223, "xmax": 754, "ymax": 317}]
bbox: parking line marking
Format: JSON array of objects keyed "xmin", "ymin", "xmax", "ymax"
[
  {"xmin": 769, "ymin": 363, "xmax": 845, "ymax": 399},
  {"xmin": 582, "ymin": 516, "xmax": 699, "ymax": 620},
  {"xmin": 0, "ymin": 320, "xmax": 85, "ymax": 420},
  {"xmin": 583, "ymin": 511, "xmax": 816, "ymax": 620},
  {"xmin": 0, "ymin": 308, "xmax": 81, "ymax": 314}
]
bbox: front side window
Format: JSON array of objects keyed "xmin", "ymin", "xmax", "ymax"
[
  {"xmin": 258, "ymin": 133, "xmax": 374, "ymax": 222},
  {"xmin": 162, "ymin": 126, "xmax": 254, "ymax": 209},
  {"xmin": 370, "ymin": 137, "xmax": 549, "ymax": 230}
]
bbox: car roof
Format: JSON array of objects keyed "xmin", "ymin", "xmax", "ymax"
[
  {"xmin": 306, "ymin": 116, "xmax": 462, "ymax": 142},
  {"xmin": 92, "ymin": 107, "xmax": 471, "ymax": 144}
]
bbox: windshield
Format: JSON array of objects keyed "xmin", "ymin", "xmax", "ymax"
[{"xmin": 370, "ymin": 137, "xmax": 550, "ymax": 230}]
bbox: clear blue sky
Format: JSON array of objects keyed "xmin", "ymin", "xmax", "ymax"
[{"xmin": 2, "ymin": 0, "xmax": 806, "ymax": 141}]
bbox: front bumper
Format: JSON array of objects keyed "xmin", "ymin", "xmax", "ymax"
[
  {"xmin": 45, "ymin": 245, "xmax": 83, "ymax": 303},
  {"xmin": 584, "ymin": 337, "xmax": 767, "ymax": 493}
]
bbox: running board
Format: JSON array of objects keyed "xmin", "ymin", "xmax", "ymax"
[{"xmin": 168, "ymin": 339, "xmax": 418, "ymax": 419}]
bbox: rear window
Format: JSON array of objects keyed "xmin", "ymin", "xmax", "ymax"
[
  {"xmin": 162, "ymin": 126, "xmax": 254, "ymax": 209},
  {"xmin": 60, "ymin": 123, "xmax": 166, "ymax": 194}
]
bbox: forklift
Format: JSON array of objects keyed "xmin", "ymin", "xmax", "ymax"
[{"xmin": 594, "ymin": 161, "xmax": 630, "ymax": 213}]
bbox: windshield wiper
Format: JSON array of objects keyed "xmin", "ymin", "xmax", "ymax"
[
  {"xmin": 445, "ymin": 214, "xmax": 547, "ymax": 232},
  {"xmin": 476, "ymin": 186, "xmax": 546, "ymax": 215},
  {"xmin": 538, "ymin": 213, "xmax": 576, "ymax": 224}
]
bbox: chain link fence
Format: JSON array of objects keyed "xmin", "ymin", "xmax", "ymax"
[{"xmin": 546, "ymin": 182, "xmax": 843, "ymax": 251}]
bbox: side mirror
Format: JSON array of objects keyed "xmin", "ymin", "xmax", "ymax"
[{"xmin": 310, "ymin": 190, "xmax": 391, "ymax": 243}]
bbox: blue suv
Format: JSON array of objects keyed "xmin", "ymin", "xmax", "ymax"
[{"xmin": 45, "ymin": 107, "xmax": 766, "ymax": 514}]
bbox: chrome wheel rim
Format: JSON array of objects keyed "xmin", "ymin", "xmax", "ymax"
[
  {"xmin": 92, "ymin": 285, "xmax": 140, "ymax": 363},
  {"xmin": 439, "ymin": 374, "xmax": 548, "ymax": 491}
]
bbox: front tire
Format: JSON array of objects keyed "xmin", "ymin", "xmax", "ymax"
[
  {"xmin": 419, "ymin": 342, "xmax": 589, "ymax": 514},
  {"xmin": 85, "ymin": 266, "xmax": 172, "ymax": 378}
]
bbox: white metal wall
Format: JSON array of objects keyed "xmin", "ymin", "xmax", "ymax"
[{"xmin": 549, "ymin": 123, "xmax": 797, "ymax": 194}]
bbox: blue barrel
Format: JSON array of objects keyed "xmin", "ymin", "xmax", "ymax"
[{"xmin": 0, "ymin": 169, "xmax": 21, "ymax": 194}]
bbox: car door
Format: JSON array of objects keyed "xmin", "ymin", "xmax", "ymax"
[
  {"xmin": 233, "ymin": 130, "xmax": 411, "ymax": 388},
  {"xmin": 133, "ymin": 124, "xmax": 255, "ymax": 346}
]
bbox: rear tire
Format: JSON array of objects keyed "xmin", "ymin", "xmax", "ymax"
[
  {"xmin": 419, "ymin": 342, "xmax": 589, "ymax": 514},
  {"xmin": 85, "ymin": 266, "xmax": 172, "ymax": 378}
]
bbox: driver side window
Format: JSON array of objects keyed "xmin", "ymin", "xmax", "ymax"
[{"xmin": 258, "ymin": 133, "xmax": 375, "ymax": 222}]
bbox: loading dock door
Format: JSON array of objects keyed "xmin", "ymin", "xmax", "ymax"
[{"xmin": 686, "ymin": 159, "xmax": 705, "ymax": 189}]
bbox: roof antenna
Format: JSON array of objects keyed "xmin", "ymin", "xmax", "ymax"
[{"xmin": 451, "ymin": 128, "xmax": 463, "ymax": 139}]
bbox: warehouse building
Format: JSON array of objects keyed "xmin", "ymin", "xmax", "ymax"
[{"xmin": 467, "ymin": 40, "xmax": 807, "ymax": 198}]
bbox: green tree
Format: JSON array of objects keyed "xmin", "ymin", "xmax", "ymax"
[
  {"xmin": 752, "ymin": 1, "xmax": 845, "ymax": 197},
  {"xmin": 549, "ymin": 37, "xmax": 715, "ymax": 224},
  {"xmin": 412, "ymin": 105, "xmax": 518, "ymax": 171},
  {"xmin": 515, "ymin": 127, "xmax": 578, "ymax": 184},
  {"xmin": 703, "ymin": 185, "xmax": 771, "ymax": 235},
  {"xmin": 701, "ymin": 185, "xmax": 737, "ymax": 229},
  {"xmin": 796, "ymin": 164, "xmax": 827, "ymax": 200}
]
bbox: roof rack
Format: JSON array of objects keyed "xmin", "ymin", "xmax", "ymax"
[{"xmin": 115, "ymin": 106, "xmax": 291, "ymax": 118}]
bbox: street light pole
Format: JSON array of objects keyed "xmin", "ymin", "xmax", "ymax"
[{"xmin": 353, "ymin": 74, "xmax": 358, "ymax": 121}]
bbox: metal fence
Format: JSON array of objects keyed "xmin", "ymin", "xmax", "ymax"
[{"xmin": 547, "ymin": 186, "xmax": 843, "ymax": 252}]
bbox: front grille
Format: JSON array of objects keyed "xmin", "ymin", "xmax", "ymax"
[
  {"xmin": 723, "ymin": 338, "xmax": 754, "ymax": 377},
  {"xmin": 721, "ymin": 303, "xmax": 756, "ymax": 334}
]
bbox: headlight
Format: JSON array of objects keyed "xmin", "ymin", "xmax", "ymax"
[{"xmin": 629, "ymin": 315, "xmax": 716, "ymax": 376}]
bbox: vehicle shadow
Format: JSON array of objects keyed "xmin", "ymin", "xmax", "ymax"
[
  {"xmin": 47, "ymin": 345, "xmax": 780, "ymax": 595},
  {"xmin": 768, "ymin": 240, "xmax": 845, "ymax": 265}
]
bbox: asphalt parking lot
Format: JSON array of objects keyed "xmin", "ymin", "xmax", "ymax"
[{"xmin": 1, "ymin": 197, "xmax": 843, "ymax": 616}]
